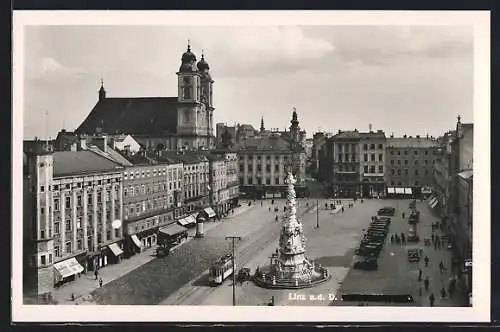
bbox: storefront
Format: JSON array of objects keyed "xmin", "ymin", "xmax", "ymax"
[
  {"xmin": 158, "ymin": 223, "xmax": 189, "ymax": 250},
  {"xmin": 106, "ymin": 242, "xmax": 124, "ymax": 265},
  {"xmin": 53, "ymin": 257, "xmax": 85, "ymax": 286},
  {"xmin": 203, "ymin": 207, "xmax": 217, "ymax": 221},
  {"xmin": 177, "ymin": 214, "xmax": 197, "ymax": 228}
]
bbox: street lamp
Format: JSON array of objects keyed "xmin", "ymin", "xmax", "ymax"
[
  {"xmin": 225, "ymin": 235, "xmax": 241, "ymax": 306},
  {"xmin": 316, "ymin": 199, "xmax": 319, "ymax": 228}
]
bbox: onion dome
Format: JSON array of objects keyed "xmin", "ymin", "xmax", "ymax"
[
  {"xmin": 197, "ymin": 52, "xmax": 210, "ymax": 71},
  {"xmin": 181, "ymin": 43, "xmax": 197, "ymax": 63}
]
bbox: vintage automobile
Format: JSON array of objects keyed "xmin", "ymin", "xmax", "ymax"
[
  {"xmin": 407, "ymin": 247, "xmax": 421, "ymax": 262},
  {"xmin": 407, "ymin": 224, "xmax": 420, "ymax": 243},
  {"xmin": 354, "ymin": 257, "xmax": 378, "ymax": 270},
  {"xmin": 377, "ymin": 207, "xmax": 396, "ymax": 216}
]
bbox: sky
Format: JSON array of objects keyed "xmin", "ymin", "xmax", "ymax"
[{"xmin": 23, "ymin": 25, "xmax": 473, "ymax": 140}]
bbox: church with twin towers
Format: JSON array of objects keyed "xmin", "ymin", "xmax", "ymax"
[{"xmin": 75, "ymin": 42, "xmax": 216, "ymax": 151}]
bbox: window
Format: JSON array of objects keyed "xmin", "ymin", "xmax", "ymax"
[
  {"xmin": 390, "ymin": 151, "xmax": 394, "ymax": 155},
  {"xmin": 397, "ymin": 169, "xmax": 401, "ymax": 175},
  {"xmin": 379, "ymin": 165, "xmax": 384, "ymax": 173},
  {"xmin": 404, "ymin": 150, "xmax": 408, "ymax": 155},
  {"xmin": 364, "ymin": 166, "xmax": 368, "ymax": 173},
  {"xmin": 414, "ymin": 160, "xmax": 418, "ymax": 165},
  {"xmin": 77, "ymin": 239, "xmax": 82, "ymax": 250},
  {"xmin": 54, "ymin": 246, "xmax": 60, "ymax": 257},
  {"xmin": 54, "ymin": 222, "xmax": 60, "ymax": 234},
  {"xmin": 257, "ymin": 178, "xmax": 262, "ymax": 185},
  {"xmin": 414, "ymin": 150, "xmax": 418, "ymax": 155},
  {"xmin": 425, "ymin": 170, "xmax": 429, "ymax": 175},
  {"xmin": 404, "ymin": 160, "xmax": 408, "ymax": 165},
  {"xmin": 248, "ymin": 165, "xmax": 253, "ymax": 172},
  {"xmin": 378, "ymin": 154, "xmax": 383, "ymax": 162},
  {"xmin": 54, "ymin": 198, "xmax": 60, "ymax": 211},
  {"xmin": 41, "ymin": 255, "xmax": 46, "ymax": 266},
  {"xmin": 65, "ymin": 242, "xmax": 72, "ymax": 253},
  {"xmin": 115, "ymin": 228, "xmax": 120, "ymax": 238},
  {"xmin": 77, "ymin": 195, "xmax": 82, "ymax": 206},
  {"xmin": 266, "ymin": 165, "xmax": 271, "ymax": 172},
  {"xmin": 247, "ymin": 177, "xmax": 253, "ymax": 185},
  {"xmin": 338, "ymin": 154, "xmax": 342, "ymax": 162},
  {"xmin": 183, "ymin": 86, "xmax": 192, "ymax": 99},
  {"xmin": 390, "ymin": 160, "xmax": 394, "ymax": 165},
  {"xmin": 53, "ymin": 185, "xmax": 59, "ymax": 190},
  {"xmin": 415, "ymin": 181, "xmax": 419, "ymax": 186},
  {"xmin": 364, "ymin": 154, "xmax": 368, "ymax": 162},
  {"xmin": 274, "ymin": 165, "xmax": 279, "ymax": 172},
  {"xmin": 405, "ymin": 169, "xmax": 409, "ymax": 175},
  {"xmin": 370, "ymin": 144, "xmax": 375, "ymax": 150},
  {"xmin": 397, "ymin": 151, "xmax": 401, "ymax": 155},
  {"xmin": 107, "ymin": 230, "xmax": 111, "ymax": 241},
  {"xmin": 378, "ymin": 144, "xmax": 383, "ymax": 149},
  {"xmin": 370, "ymin": 154, "xmax": 375, "ymax": 161},
  {"xmin": 415, "ymin": 169, "xmax": 419, "ymax": 175},
  {"xmin": 275, "ymin": 177, "xmax": 280, "ymax": 184},
  {"xmin": 40, "ymin": 230, "xmax": 45, "ymax": 239},
  {"xmin": 40, "ymin": 185, "xmax": 45, "ymax": 192},
  {"xmin": 424, "ymin": 151, "xmax": 429, "ymax": 155},
  {"xmin": 65, "ymin": 219, "xmax": 71, "ymax": 232},
  {"xmin": 370, "ymin": 166, "xmax": 375, "ymax": 173},
  {"xmin": 391, "ymin": 169, "xmax": 395, "ymax": 175},
  {"xmin": 397, "ymin": 160, "xmax": 401, "ymax": 165},
  {"xmin": 87, "ymin": 194, "xmax": 92, "ymax": 205},
  {"xmin": 363, "ymin": 144, "xmax": 368, "ymax": 150},
  {"xmin": 424, "ymin": 159, "xmax": 429, "ymax": 165},
  {"xmin": 65, "ymin": 196, "xmax": 71, "ymax": 209},
  {"xmin": 97, "ymin": 192, "xmax": 102, "ymax": 203},
  {"xmin": 40, "ymin": 207, "xmax": 45, "ymax": 215},
  {"xmin": 266, "ymin": 178, "xmax": 271, "ymax": 185},
  {"xmin": 97, "ymin": 234, "xmax": 102, "ymax": 244}
]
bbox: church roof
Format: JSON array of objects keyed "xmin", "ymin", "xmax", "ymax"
[{"xmin": 75, "ymin": 97, "xmax": 179, "ymax": 136}]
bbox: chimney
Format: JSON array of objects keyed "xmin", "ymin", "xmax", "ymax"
[
  {"xmin": 416, "ymin": 135, "xmax": 420, "ymax": 139},
  {"xmin": 94, "ymin": 136, "xmax": 108, "ymax": 153}
]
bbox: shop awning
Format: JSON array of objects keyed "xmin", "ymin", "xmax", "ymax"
[
  {"xmin": 53, "ymin": 257, "xmax": 84, "ymax": 279},
  {"xmin": 177, "ymin": 218, "xmax": 191, "ymax": 226},
  {"xmin": 131, "ymin": 234, "xmax": 143, "ymax": 249},
  {"xmin": 404, "ymin": 188, "xmax": 413, "ymax": 195},
  {"xmin": 429, "ymin": 197, "xmax": 437, "ymax": 207},
  {"xmin": 159, "ymin": 223, "xmax": 188, "ymax": 237},
  {"xmin": 387, "ymin": 187, "xmax": 395, "ymax": 194},
  {"xmin": 204, "ymin": 207, "xmax": 216, "ymax": 218},
  {"xmin": 187, "ymin": 215, "xmax": 197, "ymax": 224},
  {"xmin": 395, "ymin": 188, "xmax": 405, "ymax": 194},
  {"xmin": 108, "ymin": 243, "xmax": 124, "ymax": 256}
]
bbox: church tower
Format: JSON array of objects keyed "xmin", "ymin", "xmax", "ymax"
[
  {"xmin": 98, "ymin": 79, "xmax": 106, "ymax": 101},
  {"xmin": 197, "ymin": 50, "xmax": 215, "ymax": 149},
  {"xmin": 176, "ymin": 42, "xmax": 202, "ymax": 150}
]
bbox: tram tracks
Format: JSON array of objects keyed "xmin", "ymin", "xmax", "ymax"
[{"xmin": 165, "ymin": 205, "xmax": 315, "ymax": 305}]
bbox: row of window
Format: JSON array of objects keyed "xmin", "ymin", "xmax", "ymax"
[
  {"xmin": 389, "ymin": 159, "xmax": 439, "ymax": 165},
  {"xmin": 363, "ymin": 144, "xmax": 384, "ymax": 150},
  {"xmin": 124, "ymin": 167, "xmax": 181, "ymax": 179},
  {"xmin": 240, "ymin": 176, "xmax": 289, "ymax": 185},
  {"xmin": 363, "ymin": 165, "xmax": 384, "ymax": 174},
  {"xmin": 390, "ymin": 168, "xmax": 431, "ymax": 176},
  {"xmin": 41, "ymin": 178, "xmax": 120, "ymax": 193},
  {"xmin": 241, "ymin": 164, "xmax": 287, "ymax": 172},
  {"xmin": 53, "ymin": 190, "xmax": 119, "ymax": 211},
  {"xmin": 389, "ymin": 149, "xmax": 436, "ymax": 156},
  {"xmin": 124, "ymin": 182, "xmax": 180, "ymax": 198},
  {"xmin": 239, "ymin": 155, "xmax": 290, "ymax": 161},
  {"xmin": 53, "ymin": 229, "xmax": 120, "ymax": 257},
  {"xmin": 390, "ymin": 181, "xmax": 421, "ymax": 186}
]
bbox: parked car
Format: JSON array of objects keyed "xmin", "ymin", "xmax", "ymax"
[
  {"xmin": 377, "ymin": 207, "xmax": 396, "ymax": 216},
  {"xmin": 354, "ymin": 257, "xmax": 378, "ymax": 270},
  {"xmin": 407, "ymin": 248, "xmax": 421, "ymax": 262}
]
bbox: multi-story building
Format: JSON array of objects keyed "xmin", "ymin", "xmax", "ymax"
[
  {"xmin": 75, "ymin": 43, "xmax": 216, "ymax": 150},
  {"xmin": 311, "ymin": 132, "xmax": 328, "ymax": 182},
  {"xmin": 120, "ymin": 151, "xmax": 184, "ymax": 257},
  {"xmin": 385, "ymin": 135, "xmax": 439, "ymax": 196},
  {"xmin": 328, "ymin": 130, "xmax": 361, "ymax": 198},
  {"xmin": 359, "ymin": 130, "xmax": 387, "ymax": 198},
  {"xmin": 23, "ymin": 146, "xmax": 125, "ymax": 301},
  {"xmin": 432, "ymin": 131, "xmax": 456, "ymax": 217}
]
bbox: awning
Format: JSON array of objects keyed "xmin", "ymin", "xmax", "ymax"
[
  {"xmin": 429, "ymin": 197, "xmax": 437, "ymax": 207},
  {"xmin": 430, "ymin": 199, "xmax": 439, "ymax": 209},
  {"xmin": 404, "ymin": 188, "xmax": 413, "ymax": 195},
  {"xmin": 189, "ymin": 214, "xmax": 198, "ymax": 223},
  {"xmin": 395, "ymin": 188, "xmax": 405, "ymax": 194},
  {"xmin": 177, "ymin": 218, "xmax": 191, "ymax": 226},
  {"xmin": 204, "ymin": 207, "xmax": 216, "ymax": 218},
  {"xmin": 387, "ymin": 187, "xmax": 395, "ymax": 194},
  {"xmin": 108, "ymin": 242, "xmax": 124, "ymax": 256},
  {"xmin": 53, "ymin": 257, "xmax": 84, "ymax": 279},
  {"xmin": 131, "ymin": 234, "xmax": 143, "ymax": 249},
  {"xmin": 427, "ymin": 195, "xmax": 436, "ymax": 203},
  {"xmin": 159, "ymin": 223, "xmax": 188, "ymax": 237}
]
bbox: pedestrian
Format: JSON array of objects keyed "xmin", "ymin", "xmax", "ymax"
[
  {"xmin": 418, "ymin": 269, "xmax": 422, "ymax": 282},
  {"xmin": 439, "ymin": 261, "xmax": 444, "ymax": 274},
  {"xmin": 341, "ymin": 206, "xmax": 344, "ymax": 213},
  {"xmin": 99, "ymin": 277, "xmax": 103, "ymax": 288},
  {"xmin": 94, "ymin": 269, "xmax": 99, "ymax": 280},
  {"xmin": 275, "ymin": 215, "xmax": 278, "ymax": 222},
  {"xmin": 390, "ymin": 234, "xmax": 394, "ymax": 244},
  {"xmin": 424, "ymin": 277, "xmax": 429, "ymax": 291},
  {"xmin": 269, "ymin": 207, "xmax": 271, "ymax": 212},
  {"xmin": 402, "ymin": 212, "xmax": 405, "ymax": 219},
  {"xmin": 424, "ymin": 255, "xmax": 429, "ymax": 267},
  {"xmin": 429, "ymin": 293, "xmax": 435, "ymax": 307},
  {"xmin": 441, "ymin": 287, "xmax": 447, "ymax": 299},
  {"xmin": 419, "ymin": 287, "xmax": 422, "ymax": 297},
  {"xmin": 71, "ymin": 293, "xmax": 75, "ymax": 301},
  {"xmin": 401, "ymin": 233, "xmax": 405, "ymax": 244},
  {"xmin": 432, "ymin": 234, "xmax": 435, "ymax": 242},
  {"xmin": 419, "ymin": 248, "xmax": 423, "ymax": 257},
  {"xmin": 261, "ymin": 201, "xmax": 263, "ymax": 206},
  {"xmin": 325, "ymin": 203, "xmax": 328, "ymax": 209}
]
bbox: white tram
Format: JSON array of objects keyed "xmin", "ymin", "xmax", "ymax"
[{"xmin": 208, "ymin": 254, "xmax": 234, "ymax": 286}]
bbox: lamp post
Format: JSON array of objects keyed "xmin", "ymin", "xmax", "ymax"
[
  {"xmin": 225, "ymin": 235, "xmax": 241, "ymax": 306},
  {"xmin": 316, "ymin": 199, "xmax": 319, "ymax": 228}
]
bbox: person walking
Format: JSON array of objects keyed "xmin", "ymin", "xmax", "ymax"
[
  {"xmin": 269, "ymin": 207, "xmax": 271, "ymax": 212},
  {"xmin": 424, "ymin": 255, "xmax": 429, "ymax": 267},
  {"xmin": 418, "ymin": 269, "xmax": 422, "ymax": 282},
  {"xmin": 99, "ymin": 277, "xmax": 103, "ymax": 288},
  {"xmin": 341, "ymin": 206, "xmax": 344, "ymax": 213},
  {"xmin": 94, "ymin": 269, "xmax": 99, "ymax": 280},
  {"xmin": 439, "ymin": 261, "xmax": 445, "ymax": 274},
  {"xmin": 441, "ymin": 287, "xmax": 447, "ymax": 299},
  {"xmin": 402, "ymin": 212, "xmax": 405, "ymax": 219},
  {"xmin": 424, "ymin": 276, "xmax": 429, "ymax": 291},
  {"xmin": 429, "ymin": 293, "xmax": 435, "ymax": 307}
]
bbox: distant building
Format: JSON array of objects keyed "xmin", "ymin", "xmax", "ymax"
[
  {"xmin": 75, "ymin": 43, "xmax": 216, "ymax": 151},
  {"xmin": 359, "ymin": 130, "xmax": 387, "ymax": 198},
  {"xmin": 385, "ymin": 135, "xmax": 439, "ymax": 195},
  {"xmin": 237, "ymin": 110, "xmax": 306, "ymax": 198}
]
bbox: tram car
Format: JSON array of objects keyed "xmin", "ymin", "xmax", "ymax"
[{"xmin": 208, "ymin": 254, "xmax": 234, "ymax": 286}]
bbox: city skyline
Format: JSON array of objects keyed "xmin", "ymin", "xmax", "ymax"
[{"xmin": 23, "ymin": 25, "xmax": 473, "ymax": 140}]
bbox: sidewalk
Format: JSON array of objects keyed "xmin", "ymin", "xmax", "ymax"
[{"xmin": 51, "ymin": 203, "xmax": 252, "ymax": 305}]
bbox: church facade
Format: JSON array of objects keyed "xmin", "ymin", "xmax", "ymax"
[{"xmin": 75, "ymin": 44, "xmax": 215, "ymax": 151}]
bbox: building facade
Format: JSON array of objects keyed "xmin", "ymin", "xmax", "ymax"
[
  {"xmin": 23, "ymin": 148, "xmax": 125, "ymax": 301},
  {"xmin": 359, "ymin": 131, "xmax": 387, "ymax": 198},
  {"xmin": 75, "ymin": 44, "xmax": 216, "ymax": 151},
  {"xmin": 328, "ymin": 130, "xmax": 361, "ymax": 198},
  {"xmin": 385, "ymin": 135, "xmax": 439, "ymax": 196}
]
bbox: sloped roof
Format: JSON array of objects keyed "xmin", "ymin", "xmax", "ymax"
[
  {"xmin": 238, "ymin": 135, "xmax": 292, "ymax": 151},
  {"xmin": 333, "ymin": 131, "xmax": 361, "ymax": 140},
  {"xmin": 75, "ymin": 97, "xmax": 179, "ymax": 136},
  {"xmin": 53, "ymin": 151, "xmax": 124, "ymax": 177},
  {"xmin": 86, "ymin": 144, "xmax": 134, "ymax": 167},
  {"xmin": 386, "ymin": 138, "xmax": 438, "ymax": 148},
  {"xmin": 458, "ymin": 169, "xmax": 473, "ymax": 180}
]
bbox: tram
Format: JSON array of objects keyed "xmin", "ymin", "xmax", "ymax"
[{"xmin": 208, "ymin": 254, "xmax": 234, "ymax": 286}]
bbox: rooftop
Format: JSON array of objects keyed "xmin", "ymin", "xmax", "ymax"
[
  {"xmin": 386, "ymin": 137, "xmax": 439, "ymax": 149},
  {"xmin": 238, "ymin": 135, "xmax": 293, "ymax": 151},
  {"xmin": 53, "ymin": 150, "xmax": 124, "ymax": 177}
]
